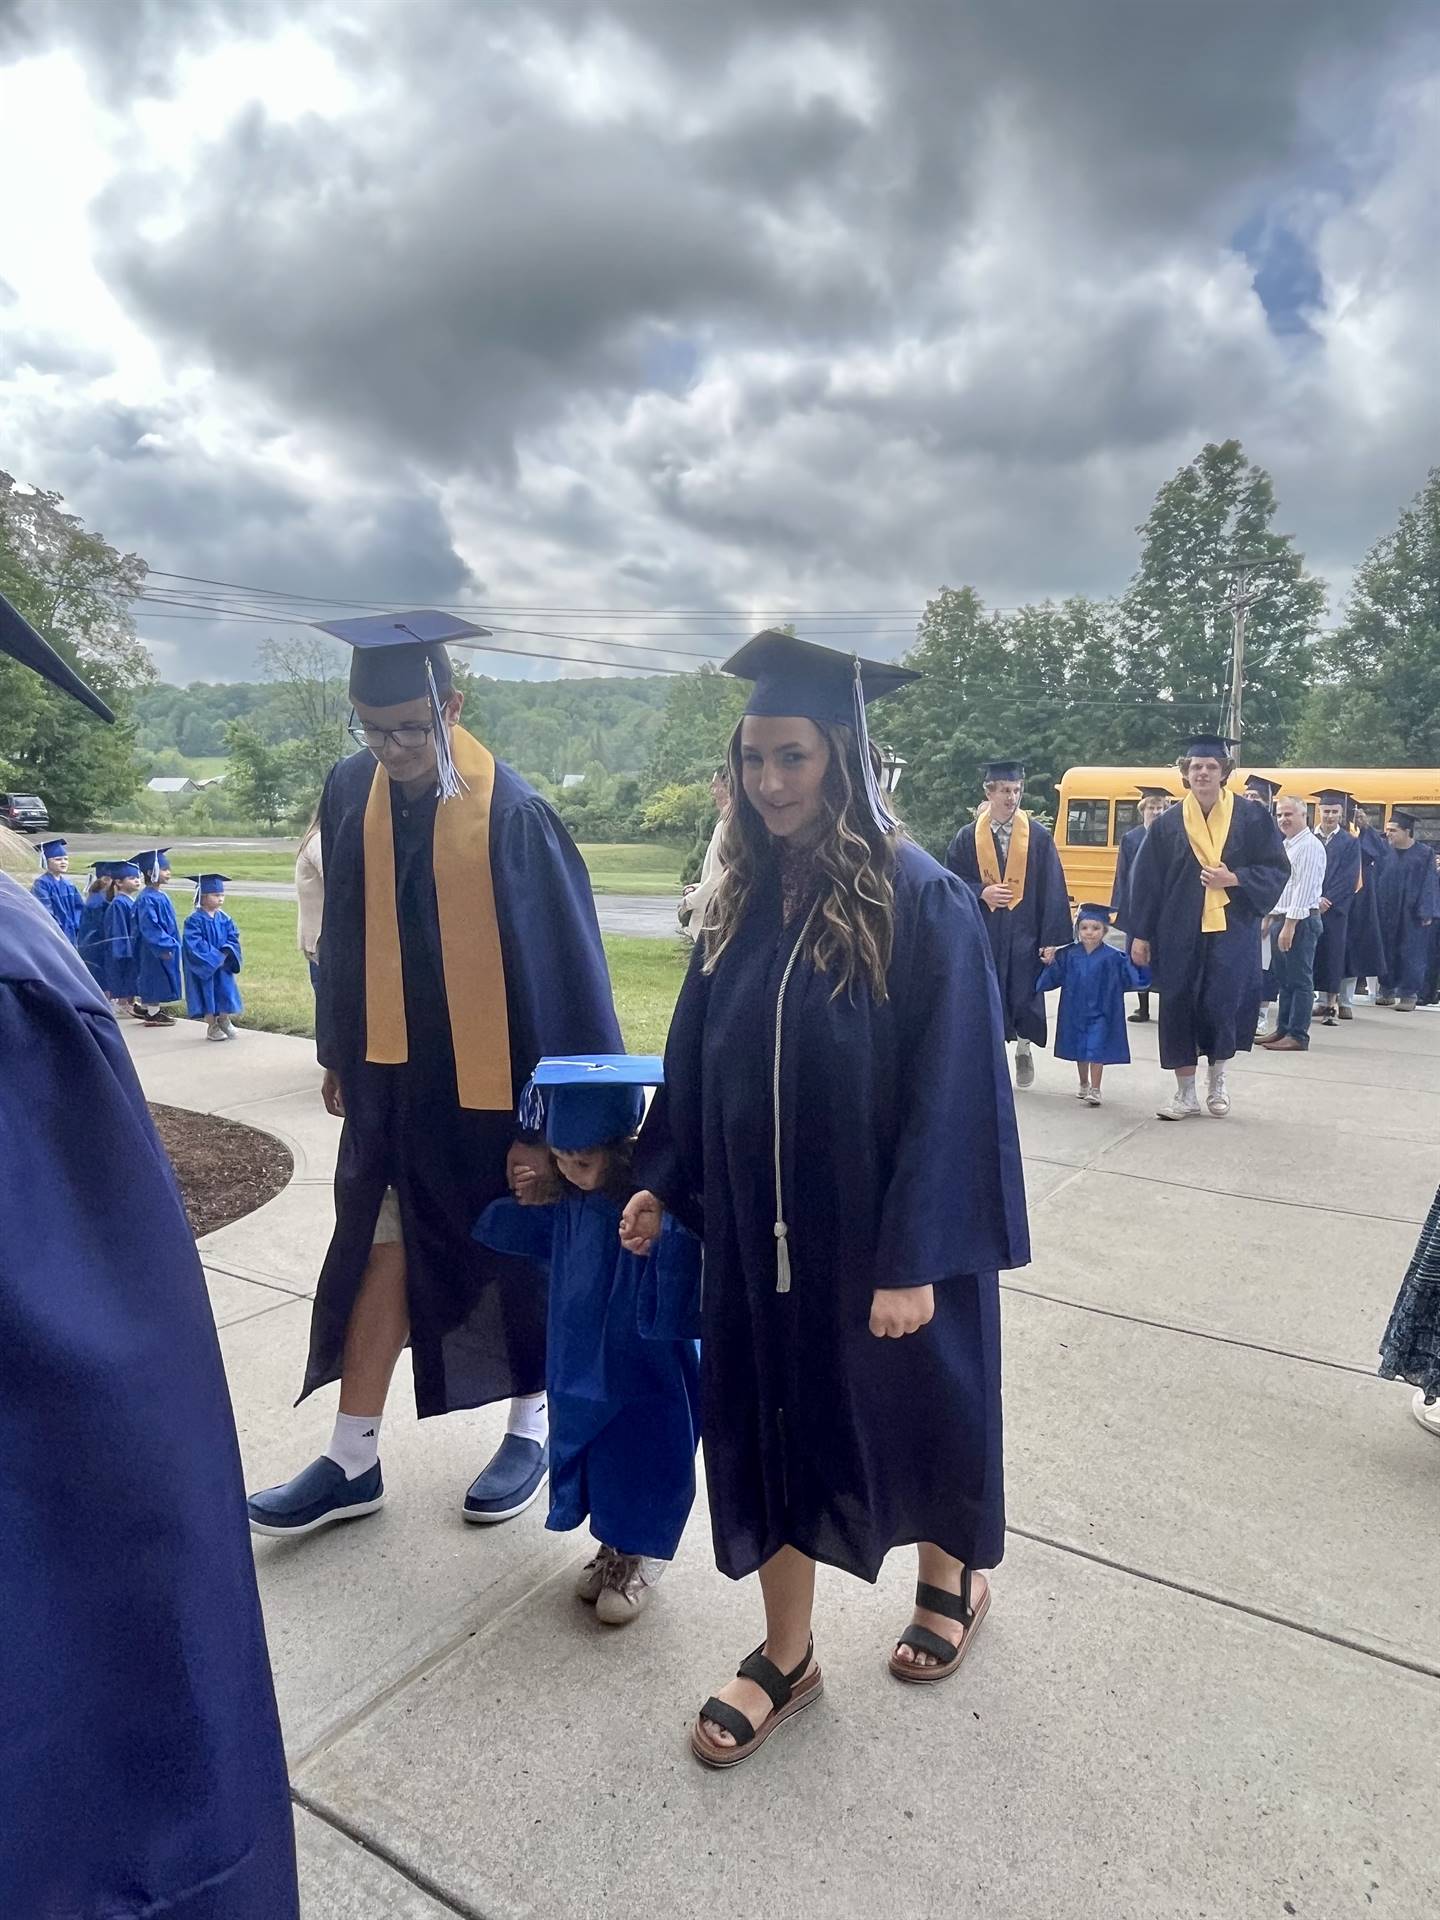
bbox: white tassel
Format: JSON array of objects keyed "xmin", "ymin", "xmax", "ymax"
[
  {"xmin": 852, "ymin": 656, "xmax": 899, "ymax": 833},
  {"xmin": 428, "ymin": 657, "xmax": 468, "ymax": 803},
  {"xmin": 774, "ymin": 1220, "xmax": 792, "ymax": 1294},
  {"xmin": 518, "ymin": 1077, "xmax": 545, "ymax": 1134}
]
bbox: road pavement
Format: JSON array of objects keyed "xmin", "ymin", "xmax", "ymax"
[{"xmin": 122, "ymin": 1006, "xmax": 1440, "ymax": 1918}]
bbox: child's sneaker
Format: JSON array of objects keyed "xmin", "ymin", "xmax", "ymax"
[
  {"xmin": 1084, "ymin": 1087, "xmax": 1102, "ymax": 1106},
  {"xmin": 595, "ymin": 1554, "xmax": 668, "ymax": 1625},
  {"xmin": 576, "ymin": 1545, "xmax": 616, "ymax": 1604}
]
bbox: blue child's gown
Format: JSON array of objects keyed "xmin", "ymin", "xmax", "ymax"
[{"xmin": 1036, "ymin": 942, "xmax": 1151, "ymax": 1064}]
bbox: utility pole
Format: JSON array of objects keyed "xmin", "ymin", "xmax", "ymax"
[{"xmin": 1224, "ymin": 554, "xmax": 1270, "ymax": 745}]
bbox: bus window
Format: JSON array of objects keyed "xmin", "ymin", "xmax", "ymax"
[
  {"xmin": 1403, "ymin": 805, "xmax": 1440, "ymax": 846},
  {"xmin": 1066, "ymin": 798, "xmax": 1111, "ymax": 848},
  {"xmin": 1114, "ymin": 799, "xmax": 1140, "ymax": 840}
]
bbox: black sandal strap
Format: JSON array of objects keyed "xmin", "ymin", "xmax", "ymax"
[
  {"xmin": 736, "ymin": 1649, "xmax": 791, "ymax": 1714},
  {"xmin": 896, "ymin": 1624, "xmax": 961, "ymax": 1667},
  {"xmin": 916, "ymin": 1573, "xmax": 974, "ymax": 1627},
  {"xmin": 698, "ymin": 1696, "xmax": 761, "ymax": 1748}
]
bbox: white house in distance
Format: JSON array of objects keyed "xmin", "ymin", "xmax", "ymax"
[{"xmin": 147, "ymin": 776, "xmax": 197, "ymax": 795}]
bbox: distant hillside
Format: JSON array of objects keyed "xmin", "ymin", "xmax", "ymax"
[{"xmin": 132, "ymin": 671, "xmax": 673, "ymax": 785}]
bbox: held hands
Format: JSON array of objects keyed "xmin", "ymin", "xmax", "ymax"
[
  {"xmin": 1129, "ymin": 939, "xmax": 1151, "ymax": 968},
  {"xmin": 321, "ymin": 1068, "xmax": 345, "ymax": 1118},
  {"xmin": 1039, "ymin": 945, "xmax": 1058, "ymax": 965},
  {"xmin": 619, "ymin": 1189, "xmax": 664, "ymax": 1255},
  {"xmin": 981, "ymin": 883, "xmax": 1015, "ymax": 910},
  {"xmin": 507, "ymin": 1140, "xmax": 561, "ymax": 1207},
  {"xmin": 869, "ymin": 1284, "xmax": 935, "ymax": 1338},
  {"xmin": 1200, "ymin": 863, "xmax": 1239, "ymax": 889}
]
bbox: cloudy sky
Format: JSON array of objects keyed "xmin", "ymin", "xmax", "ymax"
[{"xmin": 2, "ymin": 0, "xmax": 1438, "ymax": 683}]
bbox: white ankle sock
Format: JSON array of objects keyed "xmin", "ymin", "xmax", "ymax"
[
  {"xmin": 1176, "ymin": 1077, "xmax": 1200, "ymax": 1106},
  {"xmin": 506, "ymin": 1393, "xmax": 548, "ymax": 1444},
  {"xmin": 326, "ymin": 1411, "xmax": 382, "ymax": 1478}
]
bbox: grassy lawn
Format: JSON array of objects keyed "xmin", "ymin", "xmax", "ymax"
[
  {"xmin": 124, "ymin": 840, "xmax": 685, "ymax": 894},
  {"xmin": 226, "ymin": 897, "xmax": 688, "ymax": 1053}
]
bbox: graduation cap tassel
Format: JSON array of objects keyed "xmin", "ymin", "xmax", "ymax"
[
  {"xmin": 518, "ymin": 1078, "xmax": 545, "ymax": 1135},
  {"xmin": 852, "ymin": 656, "xmax": 900, "ymax": 834},
  {"xmin": 427, "ymin": 657, "xmax": 468, "ymax": 803}
]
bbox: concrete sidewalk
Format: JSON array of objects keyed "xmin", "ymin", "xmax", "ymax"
[{"xmin": 124, "ymin": 1010, "xmax": 1440, "ymax": 1919}]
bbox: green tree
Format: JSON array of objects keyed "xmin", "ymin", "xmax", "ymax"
[
  {"xmin": 0, "ymin": 472, "xmax": 151, "ymax": 826},
  {"xmin": 643, "ymin": 664, "xmax": 748, "ymax": 788},
  {"xmin": 224, "ymin": 718, "xmax": 295, "ymax": 829},
  {"xmin": 1119, "ymin": 440, "xmax": 1324, "ymax": 759},
  {"xmin": 258, "ymin": 634, "xmax": 351, "ymax": 805},
  {"xmin": 1290, "ymin": 467, "xmax": 1440, "ymax": 765}
]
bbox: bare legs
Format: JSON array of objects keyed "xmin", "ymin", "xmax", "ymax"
[{"xmin": 337, "ymin": 1242, "xmax": 409, "ymax": 1415}]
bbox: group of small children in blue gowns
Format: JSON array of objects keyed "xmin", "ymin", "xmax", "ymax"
[{"xmin": 35, "ymin": 841, "xmax": 244, "ymax": 1039}]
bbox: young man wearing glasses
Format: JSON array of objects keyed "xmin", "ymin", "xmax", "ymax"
[{"xmin": 248, "ymin": 615, "xmax": 621, "ymax": 1540}]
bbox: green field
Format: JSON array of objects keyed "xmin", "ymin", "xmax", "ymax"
[
  {"xmin": 113, "ymin": 840, "xmax": 685, "ymax": 894},
  {"xmin": 226, "ymin": 896, "xmax": 688, "ymax": 1053}
]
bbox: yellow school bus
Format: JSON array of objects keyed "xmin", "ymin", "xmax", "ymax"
[{"xmin": 1054, "ymin": 766, "xmax": 1440, "ymax": 907}]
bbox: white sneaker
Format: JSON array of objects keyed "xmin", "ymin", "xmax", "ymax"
[
  {"xmin": 1412, "ymin": 1389, "xmax": 1440, "ymax": 1437},
  {"xmin": 1075, "ymin": 1086, "xmax": 1090, "ymax": 1101},
  {"xmin": 576, "ymin": 1544, "xmax": 616, "ymax": 1603},
  {"xmin": 1084, "ymin": 1087, "xmax": 1102, "ymax": 1106},
  {"xmin": 1157, "ymin": 1090, "xmax": 1202, "ymax": 1121},
  {"xmin": 1206, "ymin": 1070, "xmax": 1230, "ymax": 1117},
  {"xmin": 595, "ymin": 1554, "xmax": 668, "ymax": 1625},
  {"xmin": 1014, "ymin": 1044, "xmax": 1035, "ymax": 1089}
]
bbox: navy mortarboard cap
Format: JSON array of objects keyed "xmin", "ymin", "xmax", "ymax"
[
  {"xmin": 1075, "ymin": 902, "xmax": 1114, "ymax": 926},
  {"xmin": 38, "ymin": 838, "xmax": 68, "ymax": 861},
  {"xmin": 130, "ymin": 847, "xmax": 171, "ymax": 880},
  {"xmin": 1181, "ymin": 733, "xmax": 1239, "ymax": 759},
  {"xmin": 1243, "ymin": 774, "xmax": 1281, "ymax": 801},
  {"xmin": 1391, "ymin": 809, "xmax": 1417, "ymax": 832},
  {"xmin": 1312, "ymin": 788, "xmax": 1352, "ymax": 807},
  {"xmin": 1136, "ymin": 785, "xmax": 1171, "ymax": 800},
  {"xmin": 0, "ymin": 589, "xmax": 115, "ymax": 724},
  {"xmin": 721, "ymin": 629, "xmax": 919, "ymax": 832},
  {"xmin": 518, "ymin": 1054, "xmax": 664, "ymax": 1153},
  {"xmin": 983, "ymin": 759, "xmax": 1025, "ymax": 784}
]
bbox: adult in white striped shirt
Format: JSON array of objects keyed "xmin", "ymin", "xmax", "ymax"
[{"xmin": 1258, "ymin": 796, "xmax": 1326, "ymax": 1052}]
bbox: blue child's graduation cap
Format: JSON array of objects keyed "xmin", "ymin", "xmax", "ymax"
[
  {"xmin": 1076, "ymin": 901, "xmax": 1114, "ymax": 925},
  {"xmin": 519, "ymin": 1054, "xmax": 664, "ymax": 1152},
  {"xmin": 37, "ymin": 837, "xmax": 68, "ymax": 863},
  {"xmin": 184, "ymin": 872, "xmax": 230, "ymax": 902},
  {"xmin": 105, "ymin": 860, "xmax": 142, "ymax": 880},
  {"xmin": 130, "ymin": 847, "xmax": 171, "ymax": 881},
  {"xmin": 721, "ymin": 629, "xmax": 920, "ymax": 832}
]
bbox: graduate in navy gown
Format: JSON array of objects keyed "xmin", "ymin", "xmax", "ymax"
[
  {"xmin": 625, "ymin": 631, "xmax": 1028, "ymax": 1770},
  {"xmin": 31, "ymin": 835, "xmax": 83, "ymax": 942},
  {"xmin": 474, "ymin": 1055, "xmax": 700, "ymax": 1624},
  {"xmin": 1310, "ymin": 791, "xmax": 1362, "ymax": 1026},
  {"xmin": 1343, "ymin": 808, "xmax": 1390, "ymax": 1005},
  {"xmin": 182, "ymin": 875, "xmax": 244, "ymax": 1039},
  {"xmin": 248, "ymin": 613, "xmax": 621, "ymax": 1543},
  {"xmin": 1111, "ymin": 788, "xmax": 1171, "ymax": 1024},
  {"xmin": 99, "ymin": 858, "xmax": 143, "ymax": 1006},
  {"xmin": 1037, "ymin": 903, "xmax": 1150, "ymax": 1104},
  {"xmin": 132, "ymin": 846, "xmax": 183, "ymax": 1025},
  {"xmin": 0, "ymin": 589, "xmax": 297, "ymax": 1918},
  {"xmin": 1126, "ymin": 735, "xmax": 1289, "ymax": 1121},
  {"xmin": 945, "ymin": 757, "xmax": 1072, "ymax": 1087},
  {"xmin": 1375, "ymin": 811, "xmax": 1440, "ymax": 1009}
]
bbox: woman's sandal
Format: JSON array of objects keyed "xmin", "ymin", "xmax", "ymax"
[
  {"xmin": 690, "ymin": 1638, "xmax": 823, "ymax": 1769},
  {"xmin": 888, "ymin": 1569, "xmax": 989, "ymax": 1685}
]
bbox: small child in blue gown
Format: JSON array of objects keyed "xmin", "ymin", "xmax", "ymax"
[
  {"xmin": 182, "ymin": 875, "xmax": 244, "ymax": 1040},
  {"xmin": 473, "ymin": 1055, "xmax": 701, "ymax": 1627},
  {"xmin": 1037, "ymin": 902, "xmax": 1151, "ymax": 1106}
]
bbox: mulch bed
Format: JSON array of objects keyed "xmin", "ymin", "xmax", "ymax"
[{"xmin": 149, "ymin": 1103, "xmax": 294, "ymax": 1239}]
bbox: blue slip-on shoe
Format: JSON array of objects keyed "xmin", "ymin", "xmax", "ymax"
[
  {"xmin": 461, "ymin": 1434, "xmax": 549, "ymax": 1524},
  {"xmin": 248, "ymin": 1455, "xmax": 384, "ymax": 1538}
]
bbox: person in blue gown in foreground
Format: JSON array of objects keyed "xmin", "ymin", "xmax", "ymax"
[
  {"xmin": 1036, "ymin": 902, "xmax": 1150, "ymax": 1103},
  {"xmin": 0, "ymin": 587, "xmax": 297, "ymax": 1918},
  {"xmin": 132, "ymin": 846, "xmax": 184, "ymax": 1024},
  {"xmin": 625, "ymin": 630, "xmax": 1029, "ymax": 1770},
  {"xmin": 32, "ymin": 835, "xmax": 83, "ymax": 943},
  {"xmin": 183, "ymin": 875, "xmax": 244, "ymax": 1039},
  {"xmin": 1125, "ymin": 735, "xmax": 1289, "ymax": 1122},
  {"xmin": 100, "ymin": 858, "xmax": 143, "ymax": 1005},
  {"xmin": 1375, "ymin": 810, "xmax": 1440, "ymax": 1008},
  {"xmin": 474, "ymin": 1055, "xmax": 701, "ymax": 1623}
]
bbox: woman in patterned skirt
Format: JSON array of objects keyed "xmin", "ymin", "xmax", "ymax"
[{"xmin": 1380, "ymin": 1185, "xmax": 1440, "ymax": 1435}]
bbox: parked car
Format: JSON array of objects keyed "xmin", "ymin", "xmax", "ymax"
[{"xmin": 1, "ymin": 792, "xmax": 49, "ymax": 834}]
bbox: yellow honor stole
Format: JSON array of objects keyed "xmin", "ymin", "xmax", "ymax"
[
  {"xmin": 1182, "ymin": 787, "xmax": 1234, "ymax": 933},
  {"xmin": 974, "ymin": 805, "xmax": 1031, "ymax": 908},
  {"xmin": 361, "ymin": 725, "xmax": 513, "ymax": 1111}
]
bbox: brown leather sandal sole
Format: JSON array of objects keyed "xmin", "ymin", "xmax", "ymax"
[
  {"xmin": 889, "ymin": 1575, "xmax": 990, "ymax": 1685},
  {"xmin": 690, "ymin": 1642, "xmax": 824, "ymax": 1769}
]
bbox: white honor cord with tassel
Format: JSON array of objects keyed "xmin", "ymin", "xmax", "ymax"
[
  {"xmin": 426, "ymin": 656, "xmax": 469, "ymax": 803},
  {"xmin": 772, "ymin": 899, "xmax": 818, "ymax": 1294},
  {"xmin": 851, "ymin": 654, "xmax": 900, "ymax": 834}
]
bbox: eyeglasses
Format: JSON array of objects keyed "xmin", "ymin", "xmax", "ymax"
[{"xmin": 348, "ymin": 722, "xmax": 436, "ymax": 751}]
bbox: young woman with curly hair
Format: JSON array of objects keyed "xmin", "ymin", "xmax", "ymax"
[{"xmin": 622, "ymin": 631, "xmax": 1029, "ymax": 1769}]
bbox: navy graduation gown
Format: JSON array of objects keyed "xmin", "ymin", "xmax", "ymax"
[
  {"xmin": 183, "ymin": 908, "xmax": 244, "ymax": 1017},
  {"xmin": 1126, "ymin": 799, "xmax": 1289, "ymax": 1070},
  {"xmin": 475, "ymin": 1196, "xmax": 700, "ymax": 1560},
  {"xmin": 136, "ymin": 884, "xmax": 184, "ymax": 1003},
  {"xmin": 945, "ymin": 815, "xmax": 1072, "ymax": 1044},
  {"xmin": 1344, "ymin": 828, "xmax": 1390, "ymax": 979},
  {"xmin": 1377, "ymin": 842, "xmax": 1440, "ymax": 997},
  {"xmin": 637, "ymin": 840, "xmax": 1027, "ymax": 1585},
  {"xmin": 32, "ymin": 869, "xmax": 83, "ymax": 943},
  {"xmin": 0, "ymin": 877, "xmax": 297, "ymax": 1919},
  {"xmin": 1313, "ymin": 830, "xmax": 1361, "ymax": 994},
  {"xmin": 305, "ymin": 748, "xmax": 621, "ymax": 1418},
  {"xmin": 1036, "ymin": 942, "xmax": 1150, "ymax": 1064},
  {"xmin": 1110, "ymin": 823, "xmax": 1147, "ymax": 931},
  {"xmin": 101, "ymin": 887, "xmax": 140, "ymax": 997}
]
